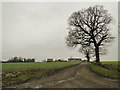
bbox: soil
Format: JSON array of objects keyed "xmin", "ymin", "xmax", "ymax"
[{"xmin": 8, "ymin": 62, "xmax": 118, "ymax": 88}]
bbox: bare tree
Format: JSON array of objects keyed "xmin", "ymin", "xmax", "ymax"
[
  {"xmin": 66, "ymin": 5, "xmax": 114, "ymax": 62},
  {"xmin": 79, "ymin": 45, "xmax": 108, "ymax": 62},
  {"xmin": 79, "ymin": 46, "xmax": 94, "ymax": 62}
]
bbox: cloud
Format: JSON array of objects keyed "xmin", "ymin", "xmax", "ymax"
[{"xmin": 2, "ymin": 2, "xmax": 118, "ymax": 61}]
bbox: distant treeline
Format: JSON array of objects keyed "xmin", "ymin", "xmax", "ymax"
[{"xmin": 2, "ymin": 56, "xmax": 35, "ymax": 63}]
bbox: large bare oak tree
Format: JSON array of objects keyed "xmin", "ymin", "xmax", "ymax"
[{"xmin": 66, "ymin": 5, "xmax": 114, "ymax": 62}]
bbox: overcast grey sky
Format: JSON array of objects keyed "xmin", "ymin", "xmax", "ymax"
[
  {"xmin": 118, "ymin": 1, "xmax": 120, "ymax": 60},
  {"xmin": 2, "ymin": 2, "xmax": 118, "ymax": 62}
]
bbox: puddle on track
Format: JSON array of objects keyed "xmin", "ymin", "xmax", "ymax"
[{"xmin": 35, "ymin": 72, "xmax": 80, "ymax": 88}]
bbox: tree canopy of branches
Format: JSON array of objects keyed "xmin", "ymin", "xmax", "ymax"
[
  {"xmin": 7, "ymin": 56, "xmax": 35, "ymax": 63},
  {"xmin": 66, "ymin": 5, "xmax": 114, "ymax": 62}
]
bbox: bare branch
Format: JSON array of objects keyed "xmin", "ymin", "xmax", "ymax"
[{"xmin": 66, "ymin": 5, "xmax": 115, "ymax": 62}]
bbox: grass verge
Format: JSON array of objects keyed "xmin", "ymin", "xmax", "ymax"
[{"xmin": 89, "ymin": 61, "xmax": 120, "ymax": 79}]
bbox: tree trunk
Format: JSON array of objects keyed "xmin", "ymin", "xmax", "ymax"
[
  {"xmin": 87, "ymin": 57, "xmax": 90, "ymax": 62},
  {"xmin": 86, "ymin": 54, "xmax": 90, "ymax": 62},
  {"xmin": 95, "ymin": 46, "xmax": 100, "ymax": 62}
]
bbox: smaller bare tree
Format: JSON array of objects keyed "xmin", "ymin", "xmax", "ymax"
[
  {"xmin": 79, "ymin": 44, "xmax": 108, "ymax": 62},
  {"xmin": 79, "ymin": 46, "xmax": 94, "ymax": 62}
]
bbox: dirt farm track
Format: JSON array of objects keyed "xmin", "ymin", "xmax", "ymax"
[{"xmin": 8, "ymin": 62, "xmax": 119, "ymax": 88}]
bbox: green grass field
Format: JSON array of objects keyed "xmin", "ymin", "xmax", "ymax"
[
  {"xmin": 89, "ymin": 61, "xmax": 120, "ymax": 79},
  {"xmin": 2, "ymin": 62, "xmax": 81, "ymax": 87}
]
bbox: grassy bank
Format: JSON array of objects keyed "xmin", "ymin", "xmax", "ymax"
[
  {"xmin": 2, "ymin": 61, "xmax": 81, "ymax": 87},
  {"xmin": 89, "ymin": 61, "xmax": 120, "ymax": 79}
]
